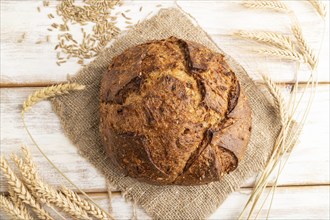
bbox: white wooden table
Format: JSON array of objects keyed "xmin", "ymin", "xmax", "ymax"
[{"xmin": 1, "ymin": 1, "xmax": 329, "ymax": 219}]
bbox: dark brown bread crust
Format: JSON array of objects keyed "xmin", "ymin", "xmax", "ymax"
[{"xmin": 100, "ymin": 37, "xmax": 252, "ymax": 185}]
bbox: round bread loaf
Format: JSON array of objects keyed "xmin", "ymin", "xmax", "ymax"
[{"xmin": 100, "ymin": 37, "xmax": 252, "ymax": 185}]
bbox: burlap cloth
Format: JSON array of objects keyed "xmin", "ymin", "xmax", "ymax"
[{"xmin": 51, "ymin": 8, "xmax": 285, "ymax": 219}]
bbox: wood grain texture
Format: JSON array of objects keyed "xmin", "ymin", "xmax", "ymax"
[
  {"xmin": 1, "ymin": 1, "xmax": 329, "ymax": 218},
  {"xmin": 0, "ymin": 0, "xmax": 174, "ymax": 85},
  {"xmin": 1, "ymin": 85, "xmax": 329, "ymax": 192},
  {"xmin": 1, "ymin": 187, "xmax": 329, "ymax": 220},
  {"xmin": 178, "ymin": 0, "xmax": 330, "ymax": 83},
  {"xmin": 0, "ymin": 0, "xmax": 329, "ymax": 85}
]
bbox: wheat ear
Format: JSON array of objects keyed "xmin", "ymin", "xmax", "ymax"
[
  {"xmin": 0, "ymin": 195, "xmax": 34, "ymax": 220},
  {"xmin": 8, "ymin": 187, "xmax": 33, "ymax": 220},
  {"xmin": 292, "ymin": 25, "xmax": 318, "ymax": 70},
  {"xmin": 253, "ymin": 48, "xmax": 304, "ymax": 62},
  {"xmin": 21, "ymin": 146, "xmax": 39, "ymax": 184},
  {"xmin": 10, "ymin": 153, "xmax": 67, "ymax": 220},
  {"xmin": 262, "ymin": 74, "xmax": 288, "ymax": 125},
  {"xmin": 61, "ymin": 186, "xmax": 109, "ymax": 220},
  {"xmin": 234, "ymin": 30, "xmax": 295, "ymax": 50},
  {"xmin": 33, "ymin": 181, "xmax": 91, "ymax": 220},
  {"xmin": 0, "ymin": 156, "xmax": 53, "ymax": 220},
  {"xmin": 22, "ymin": 83, "xmax": 85, "ymax": 113},
  {"xmin": 7, "ymin": 160, "xmax": 34, "ymax": 220},
  {"xmin": 7, "ymin": 156, "xmax": 35, "ymax": 220},
  {"xmin": 11, "ymin": 152, "xmax": 92, "ymax": 220},
  {"xmin": 21, "ymin": 120, "xmax": 112, "ymax": 218},
  {"xmin": 10, "ymin": 154, "xmax": 40, "ymax": 205},
  {"xmin": 308, "ymin": 0, "xmax": 327, "ymax": 18},
  {"xmin": 242, "ymin": 0, "xmax": 290, "ymax": 13}
]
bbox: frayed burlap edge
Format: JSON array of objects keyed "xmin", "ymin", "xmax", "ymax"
[{"xmin": 50, "ymin": 7, "xmax": 294, "ymax": 220}]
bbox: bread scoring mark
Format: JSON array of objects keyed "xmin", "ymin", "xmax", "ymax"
[
  {"xmin": 227, "ymin": 75, "xmax": 240, "ymax": 113},
  {"xmin": 100, "ymin": 44, "xmax": 148, "ymax": 104},
  {"xmin": 113, "ymin": 131, "xmax": 170, "ymax": 179},
  {"xmin": 217, "ymin": 146, "xmax": 238, "ymax": 174},
  {"xmin": 141, "ymin": 136, "xmax": 169, "ymax": 176},
  {"xmin": 173, "ymin": 37, "xmax": 242, "ymax": 181},
  {"xmin": 177, "ymin": 39, "xmax": 232, "ymax": 117},
  {"xmin": 174, "ymin": 128, "xmax": 214, "ymax": 180},
  {"xmin": 177, "ymin": 39, "xmax": 207, "ymax": 106},
  {"xmin": 112, "ymin": 76, "xmax": 144, "ymax": 104}
]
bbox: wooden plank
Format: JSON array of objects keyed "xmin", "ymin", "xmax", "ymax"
[
  {"xmin": 1, "ymin": 1, "xmax": 329, "ymax": 85},
  {"xmin": 243, "ymin": 83, "xmax": 330, "ymax": 187},
  {"xmin": 210, "ymin": 186, "xmax": 330, "ymax": 220},
  {"xmin": 1, "ymin": 186, "xmax": 329, "ymax": 220},
  {"xmin": 178, "ymin": 0, "xmax": 330, "ymax": 83},
  {"xmin": 0, "ymin": 85, "xmax": 329, "ymax": 192},
  {"xmin": 0, "ymin": 88, "xmax": 108, "ymax": 192},
  {"xmin": 0, "ymin": 0, "xmax": 174, "ymax": 85}
]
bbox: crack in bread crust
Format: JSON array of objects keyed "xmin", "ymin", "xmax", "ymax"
[
  {"xmin": 174, "ymin": 39, "xmax": 241, "ymax": 181},
  {"xmin": 100, "ymin": 37, "xmax": 252, "ymax": 185},
  {"xmin": 173, "ymin": 128, "xmax": 214, "ymax": 182}
]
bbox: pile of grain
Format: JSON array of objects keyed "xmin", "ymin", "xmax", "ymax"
[{"xmin": 39, "ymin": 0, "xmax": 124, "ymax": 66}]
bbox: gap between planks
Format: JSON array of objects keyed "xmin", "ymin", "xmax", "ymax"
[
  {"xmin": 2, "ymin": 184, "xmax": 328, "ymax": 196},
  {"xmin": 81, "ymin": 183, "xmax": 330, "ymax": 195},
  {"xmin": 48, "ymin": 183, "xmax": 330, "ymax": 196}
]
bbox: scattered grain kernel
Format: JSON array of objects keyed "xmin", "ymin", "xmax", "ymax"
[
  {"xmin": 43, "ymin": 0, "xmax": 49, "ymax": 7},
  {"xmin": 121, "ymin": 13, "xmax": 132, "ymax": 20}
]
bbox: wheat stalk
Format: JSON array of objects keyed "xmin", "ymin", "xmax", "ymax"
[
  {"xmin": 11, "ymin": 152, "xmax": 92, "ymax": 220},
  {"xmin": 245, "ymin": 76, "xmax": 317, "ymax": 219},
  {"xmin": 22, "ymin": 83, "xmax": 85, "ymax": 113},
  {"xmin": 252, "ymin": 75, "xmax": 302, "ymax": 219},
  {"xmin": 0, "ymin": 156, "xmax": 53, "ymax": 220},
  {"xmin": 241, "ymin": 35, "xmax": 319, "ymax": 220},
  {"xmin": 9, "ymin": 153, "xmax": 70, "ymax": 220},
  {"xmin": 11, "ymin": 152, "xmax": 70, "ymax": 220},
  {"xmin": 22, "ymin": 96, "xmax": 112, "ymax": 219},
  {"xmin": 242, "ymin": 0, "xmax": 290, "ymax": 13},
  {"xmin": 234, "ymin": 30, "xmax": 295, "ymax": 50},
  {"xmin": 292, "ymin": 24, "xmax": 318, "ymax": 70},
  {"xmin": 308, "ymin": 0, "xmax": 327, "ymax": 18},
  {"xmin": 235, "ymin": 1, "xmax": 323, "ymax": 219},
  {"xmin": 253, "ymin": 48, "xmax": 305, "ymax": 62},
  {"xmin": 61, "ymin": 186, "xmax": 109, "ymax": 220},
  {"xmin": 262, "ymin": 74, "xmax": 288, "ymax": 125},
  {"xmin": 0, "ymin": 195, "xmax": 34, "ymax": 220}
]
